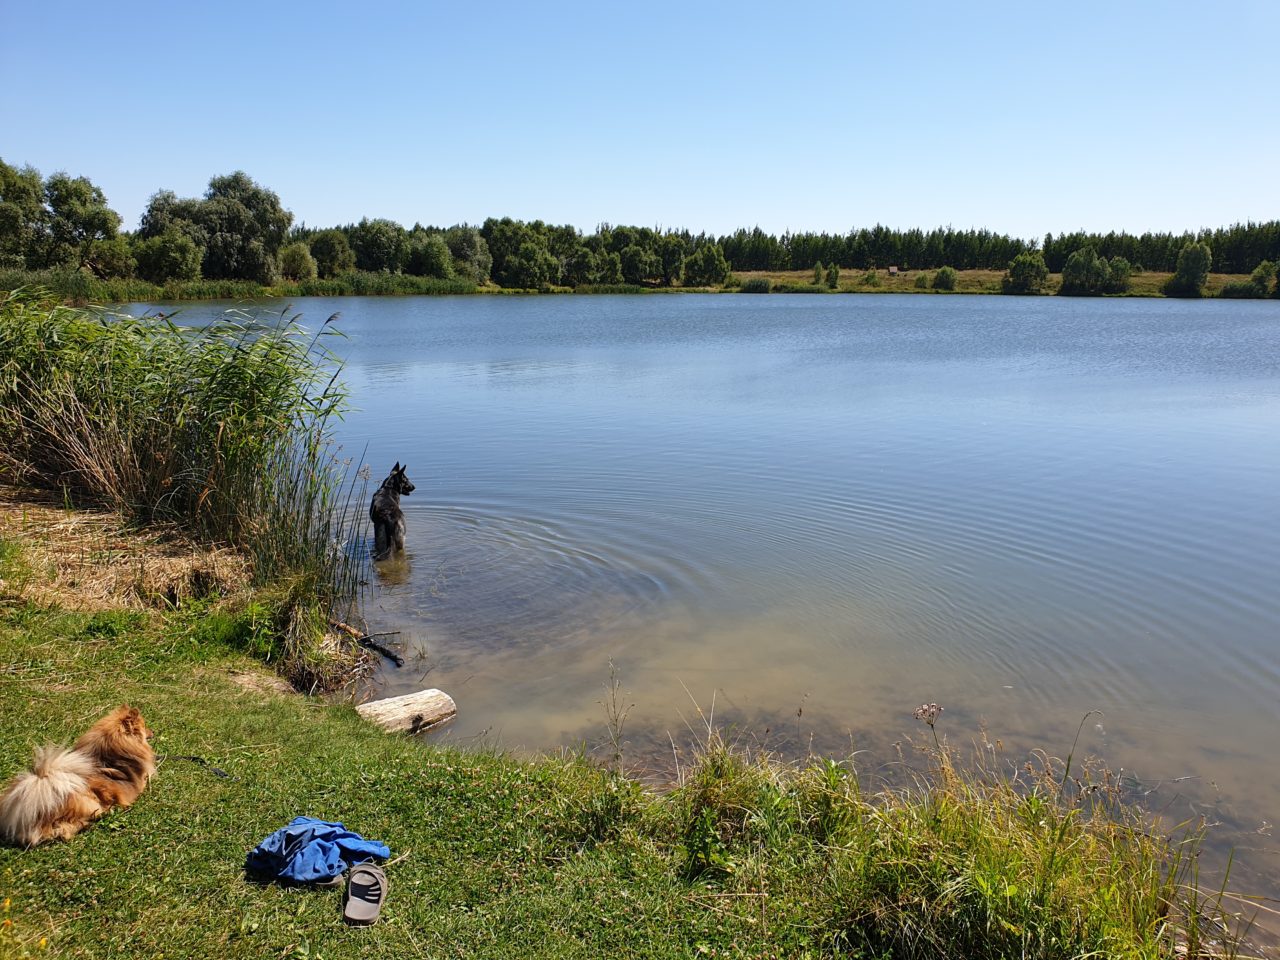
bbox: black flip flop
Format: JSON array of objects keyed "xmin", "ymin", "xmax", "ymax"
[{"xmin": 343, "ymin": 863, "xmax": 387, "ymax": 925}]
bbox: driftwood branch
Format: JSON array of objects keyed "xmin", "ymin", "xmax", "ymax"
[{"xmin": 328, "ymin": 620, "xmax": 406, "ymax": 667}]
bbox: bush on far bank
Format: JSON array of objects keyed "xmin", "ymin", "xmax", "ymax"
[{"xmin": 1002, "ymin": 252, "xmax": 1049, "ymax": 294}]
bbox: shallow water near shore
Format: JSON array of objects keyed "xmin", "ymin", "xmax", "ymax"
[{"xmin": 129, "ymin": 293, "xmax": 1280, "ymax": 914}]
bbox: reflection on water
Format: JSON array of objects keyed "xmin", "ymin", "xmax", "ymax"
[
  {"xmin": 130, "ymin": 292, "xmax": 1280, "ymax": 919},
  {"xmin": 372, "ymin": 552, "xmax": 413, "ymax": 587}
]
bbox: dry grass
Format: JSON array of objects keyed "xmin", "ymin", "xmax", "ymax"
[
  {"xmin": 224, "ymin": 667, "xmax": 295, "ymax": 698},
  {"xmin": 736, "ymin": 268, "xmax": 1258, "ymax": 296},
  {"xmin": 737, "ymin": 268, "xmax": 1009, "ymax": 293},
  {"xmin": 0, "ymin": 484, "xmax": 250, "ymax": 611},
  {"xmin": 0, "ymin": 484, "xmax": 373, "ymax": 692}
]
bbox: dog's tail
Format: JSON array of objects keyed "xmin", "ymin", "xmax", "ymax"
[{"xmin": 0, "ymin": 746, "xmax": 96, "ymax": 847}]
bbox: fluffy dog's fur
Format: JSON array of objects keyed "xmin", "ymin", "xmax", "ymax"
[
  {"xmin": 370, "ymin": 462, "xmax": 415, "ymax": 560},
  {"xmin": 0, "ymin": 705, "xmax": 155, "ymax": 847}
]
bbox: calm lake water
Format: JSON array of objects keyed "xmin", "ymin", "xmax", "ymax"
[{"xmin": 130, "ymin": 293, "xmax": 1280, "ymax": 906}]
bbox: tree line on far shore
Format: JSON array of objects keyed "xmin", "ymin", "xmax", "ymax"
[{"xmin": 2, "ymin": 159, "xmax": 1278, "ymax": 299}]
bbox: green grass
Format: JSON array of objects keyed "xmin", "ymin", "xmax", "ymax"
[
  {"xmin": 0, "ymin": 605, "xmax": 740, "ymax": 960},
  {"xmin": 0, "ymin": 595, "xmax": 1250, "ymax": 959},
  {"xmin": 0, "ymin": 537, "xmax": 31, "ymax": 597},
  {"xmin": 571, "ymin": 284, "xmax": 652, "ymax": 295}
]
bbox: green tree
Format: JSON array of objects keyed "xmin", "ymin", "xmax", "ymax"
[
  {"xmin": 444, "ymin": 226, "xmax": 492, "ymax": 283},
  {"xmin": 502, "ymin": 240, "xmax": 559, "ymax": 289},
  {"xmin": 1059, "ymin": 247, "xmax": 1111, "ymax": 296},
  {"xmin": 932, "ymin": 265, "xmax": 957, "ymax": 291},
  {"xmin": 825, "ymin": 262, "xmax": 840, "ymax": 289},
  {"xmin": 200, "ymin": 173, "xmax": 291, "ymax": 281},
  {"xmin": 349, "ymin": 218, "xmax": 409, "ymax": 273},
  {"xmin": 813, "ymin": 261, "xmax": 824, "ymax": 285},
  {"xmin": 136, "ymin": 172, "xmax": 291, "ymax": 282},
  {"xmin": 1162, "ymin": 241, "xmax": 1212, "ymax": 297},
  {"xmin": 278, "ymin": 241, "xmax": 318, "ymax": 281},
  {"xmin": 682, "ymin": 243, "xmax": 730, "ymax": 287},
  {"xmin": 596, "ymin": 250, "xmax": 624, "ymax": 285},
  {"xmin": 561, "ymin": 246, "xmax": 598, "ymax": 287},
  {"xmin": 1002, "ymin": 251, "xmax": 1049, "ymax": 294},
  {"xmin": 1250, "ymin": 259, "xmax": 1275, "ymax": 294},
  {"xmin": 480, "ymin": 217, "xmax": 525, "ymax": 280},
  {"xmin": 405, "ymin": 233, "xmax": 454, "ymax": 278},
  {"xmin": 200, "ymin": 199, "xmax": 277, "ymax": 283},
  {"xmin": 204, "ymin": 172, "xmax": 291, "ymax": 253},
  {"xmin": 84, "ymin": 235, "xmax": 135, "ymax": 278},
  {"xmin": 658, "ymin": 235, "xmax": 686, "ymax": 286},
  {"xmin": 482, "ymin": 217, "xmax": 557, "ymax": 287},
  {"xmin": 133, "ymin": 228, "xmax": 203, "ymax": 283},
  {"xmin": 0, "ymin": 159, "xmax": 46, "ymax": 268},
  {"xmin": 619, "ymin": 244, "xmax": 659, "ymax": 285},
  {"xmin": 40, "ymin": 172, "xmax": 122, "ymax": 270},
  {"xmin": 544, "ymin": 223, "xmax": 583, "ymax": 268},
  {"xmin": 308, "ymin": 229, "xmax": 355, "ymax": 278},
  {"xmin": 1219, "ymin": 259, "xmax": 1276, "ymax": 299},
  {"xmin": 137, "ymin": 190, "xmax": 205, "ymax": 245},
  {"xmin": 1107, "ymin": 257, "xmax": 1132, "ymax": 294}
]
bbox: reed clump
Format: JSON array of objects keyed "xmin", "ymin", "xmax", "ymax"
[
  {"xmin": 0, "ymin": 289, "xmax": 366, "ymax": 684},
  {"xmin": 652, "ymin": 726, "xmax": 1249, "ymax": 958},
  {"xmin": 572, "ymin": 283, "xmax": 652, "ymax": 295},
  {"xmin": 770, "ymin": 281, "xmax": 828, "ymax": 293},
  {"xmin": 0, "ymin": 269, "xmax": 477, "ymax": 304}
]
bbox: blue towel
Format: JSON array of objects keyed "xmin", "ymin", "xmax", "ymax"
[{"xmin": 245, "ymin": 816, "xmax": 390, "ymax": 884}]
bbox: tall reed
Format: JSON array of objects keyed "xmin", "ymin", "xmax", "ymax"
[
  {"xmin": 0, "ymin": 289, "xmax": 367, "ymax": 671},
  {"xmin": 0, "ymin": 269, "xmax": 476, "ymax": 304}
]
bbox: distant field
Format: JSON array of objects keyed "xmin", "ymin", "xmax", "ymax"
[{"xmin": 734, "ymin": 268, "xmax": 1258, "ymax": 296}]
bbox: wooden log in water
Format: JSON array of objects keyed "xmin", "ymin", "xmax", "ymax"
[{"xmin": 356, "ymin": 689, "xmax": 456, "ymax": 734}]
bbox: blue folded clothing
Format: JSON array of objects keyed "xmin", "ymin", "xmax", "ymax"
[{"xmin": 245, "ymin": 816, "xmax": 390, "ymax": 884}]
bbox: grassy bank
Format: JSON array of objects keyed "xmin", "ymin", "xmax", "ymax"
[
  {"xmin": 0, "ymin": 270, "xmax": 477, "ymax": 305},
  {"xmin": 3, "ymin": 268, "xmax": 1270, "ymax": 305},
  {"xmin": 731, "ymin": 268, "xmax": 1261, "ymax": 297},
  {"xmin": 0, "ymin": 590, "xmax": 1253, "ymax": 959},
  {"xmin": 0, "ymin": 291, "xmax": 366, "ymax": 687},
  {"xmin": 0, "ymin": 499, "xmax": 1257, "ymax": 958}
]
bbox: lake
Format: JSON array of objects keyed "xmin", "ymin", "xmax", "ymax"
[{"xmin": 129, "ymin": 292, "xmax": 1280, "ymax": 904}]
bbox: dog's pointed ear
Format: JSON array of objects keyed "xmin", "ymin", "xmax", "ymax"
[
  {"xmin": 393, "ymin": 461, "xmax": 401, "ymax": 472},
  {"xmin": 120, "ymin": 706, "xmax": 145, "ymax": 736}
]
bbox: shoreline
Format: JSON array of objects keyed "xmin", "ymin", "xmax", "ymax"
[
  {"xmin": 3, "ymin": 268, "xmax": 1273, "ymax": 306},
  {"xmin": 0, "ymin": 487, "xmax": 1264, "ymax": 958}
]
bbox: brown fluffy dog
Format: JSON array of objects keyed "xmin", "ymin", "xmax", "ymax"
[{"xmin": 0, "ymin": 705, "xmax": 155, "ymax": 847}]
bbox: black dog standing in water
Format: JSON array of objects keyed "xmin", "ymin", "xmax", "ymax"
[{"xmin": 370, "ymin": 462, "xmax": 415, "ymax": 560}]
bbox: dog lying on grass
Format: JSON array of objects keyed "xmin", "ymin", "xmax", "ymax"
[
  {"xmin": 0, "ymin": 705, "xmax": 155, "ymax": 847},
  {"xmin": 370, "ymin": 462, "xmax": 415, "ymax": 561}
]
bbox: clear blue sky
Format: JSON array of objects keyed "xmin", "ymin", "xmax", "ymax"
[{"xmin": 3, "ymin": 0, "xmax": 1276, "ymax": 240}]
